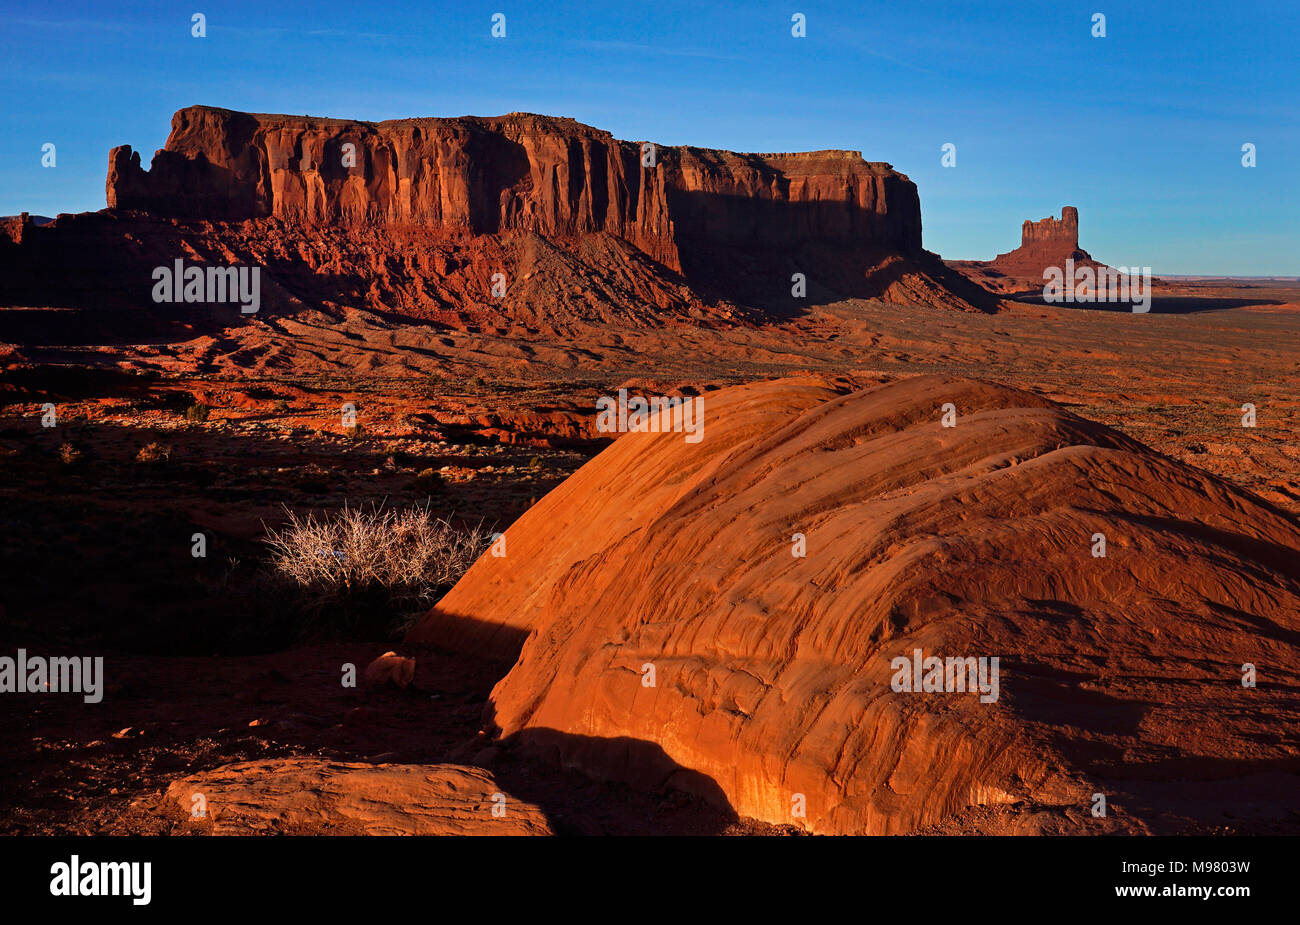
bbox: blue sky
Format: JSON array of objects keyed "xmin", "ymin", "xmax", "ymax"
[{"xmin": 2, "ymin": 0, "xmax": 1295, "ymax": 274}]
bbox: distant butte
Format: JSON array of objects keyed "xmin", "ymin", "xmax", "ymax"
[
  {"xmin": 992, "ymin": 206, "xmax": 1095, "ymax": 273},
  {"xmin": 948, "ymin": 206, "xmax": 1109, "ymax": 295}
]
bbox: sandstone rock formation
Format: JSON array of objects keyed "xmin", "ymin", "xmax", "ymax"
[
  {"xmin": 991, "ymin": 206, "xmax": 1095, "ymax": 275},
  {"xmin": 85, "ymin": 105, "xmax": 1001, "ymax": 319},
  {"xmin": 363, "ymin": 651, "xmax": 416, "ymax": 689},
  {"xmin": 407, "ymin": 375, "xmax": 1300, "ymax": 834},
  {"xmin": 1021, "ymin": 206, "xmax": 1079, "ymax": 246},
  {"xmin": 4, "ymin": 107, "xmax": 1003, "ymax": 328},
  {"xmin": 947, "ymin": 206, "xmax": 1114, "ymax": 295},
  {"xmin": 166, "ymin": 758, "xmax": 552, "ymax": 835},
  {"xmin": 107, "ymin": 106, "xmax": 921, "ymax": 274}
]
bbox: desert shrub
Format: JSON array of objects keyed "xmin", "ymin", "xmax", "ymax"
[
  {"xmin": 262, "ymin": 503, "xmax": 491, "ymax": 635},
  {"xmin": 527, "ymin": 456, "xmax": 543, "ymax": 470},
  {"xmin": 344, "ymin": 423, "xmax": 365, "ymax": 440},
  {"xmin": 272, "ymin": 399, "xmax": 290, "ymax": 412},
  {"xmin": 295, "ymin": 463, "xmax": 333, "ymax": 494},
  {"xmin": 412, "ymin": 468, "xmax": 445, "ymax": 494},
  {"xmin": 185, "ymin": 402, "xmax": 210, "ymax": 423},
  {"xmin": 383, "ymin": 442, "xmax": 409, "ymax": 465},
  {"xmin": 57, "ymin": 442, "xmax": 81, "ymax": 465},
  {"xmin": 135, "ymin": 441, "xmax": 172, "ymax": 464}
]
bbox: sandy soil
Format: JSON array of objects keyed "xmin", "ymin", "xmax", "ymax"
[{"xmin": 1, "ymin": 279, "xmax": 1296, "ymax": 834}]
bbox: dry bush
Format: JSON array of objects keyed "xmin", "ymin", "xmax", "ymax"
[
  {"xmin": 185, "ymin": 402, "xmax": 210, "ymax": 423},
  {"xmin": 57, "ymin": 442, "xmax": 81, "ymax": 465},
  {"xmin": 262, "ymin": 503, "xmax": 492, "ymax": 634},
  {"xmin": 135, "ymin": 441, "xmax": 172, "ymax": 464},
  {"xmin": 413, "ymin": 468, "xmax": 445, "ymax": 494}
]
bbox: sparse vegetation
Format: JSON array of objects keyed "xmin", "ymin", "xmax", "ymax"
[
  {"xmin": 413, "ymin": 468, "xmax": 445, "ymax": 493},
  {"xmin": 135, "ymin": 442, "xmax": 172, "ymax": 464},
  {"xmin": 262, "ymin": 503, "xmax": 491, "ymax": 633},
  {"xmin": 185, "ymin": 402, "xmax": 210, "ymax": 423},
  {"xmin": 344, "ymin": 423, "xmax": 365, "ymax": 440},
  {"xmin": 295, "ymin": 463, "xmax": 333, "ymax": 494},
  {"xmin": 57, "ymin": 442, "xmax": 81, "ymax": 465}
]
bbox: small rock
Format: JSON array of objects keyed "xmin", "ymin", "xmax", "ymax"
[{"xmin": 363, "ymin": 651, "xmax": 416, "ymax": 689}]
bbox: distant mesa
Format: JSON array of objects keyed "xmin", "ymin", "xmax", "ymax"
[
  {"xmin": 0, "ymin": 213, "xmax": 54, "ymax": 246},
  {"xmin": 0, "ymin": 213, "xmax": 54, "ymax": 226},
  {"xmin": 0, "ymin": 105, "xmax": 1002, "ymax": 323},
  {"xmin": 408, "ymin": 374, "xmax": 1300, "ymax": 834},
  {"xmin": 104, "ymin": 106, "xmax": 923, "ymax": 275}
]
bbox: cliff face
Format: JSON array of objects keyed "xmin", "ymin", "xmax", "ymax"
[
  {"xmin": 991, "ymin": 206, "xmax": 1093, "ymax": 271},
  {"xmin": 945, "ymin": 206, "xmax": 1112, "ymax": 296},
  {"xmin": 107, "ymin": 106, "xmax": 923, "ymax": 274},
  {"xmin": 1019, "ymin": 206, "xmax": 1078, "ymax": 249}
]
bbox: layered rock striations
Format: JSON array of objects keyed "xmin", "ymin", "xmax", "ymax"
[
  {"xmin": 3, "ymin": 105, "xmax": 999, "ymax": 330},
  {"xmin": 408, "ymin": 375, "xmax": 1300, "ymax": 834},
  {"xmin": 165, "ymin": 759, "xmax": 554, "ymax": 835},
  {"xmin": 107, "ymin": 106, "xmax": 923, "ymax": 275}
]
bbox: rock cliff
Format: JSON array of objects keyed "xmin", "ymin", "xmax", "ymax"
[
  {"xmin": 1019, "ymin": 206, "xmax": 1080, "ymax": 249},
  {"xmin": 946, "ymin": 206, "xmax": 1106, "ymax": 295},
  {"xmin": 107, "ymin": 106, "xmax": 923, "ymax": 275},
  {"xmin": 992, "ymin": 206, "xmax": 1093, "ymax": 272}
]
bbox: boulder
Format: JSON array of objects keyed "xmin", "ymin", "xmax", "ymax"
[
  {"xmin": 408, "ymin": 375, "xmax": 1300, "ymax": 834},
  {"xmin": 166, "ymin": 758, "xmax": 552, "ymax": 835}
]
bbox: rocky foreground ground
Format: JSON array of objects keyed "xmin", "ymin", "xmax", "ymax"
[{"xmin": 3, "ymin": 286, "xmax": 1298, "ymax": 835}]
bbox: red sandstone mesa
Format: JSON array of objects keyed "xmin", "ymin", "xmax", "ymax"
[
  {"xmin": 82, "ymin": 105, "xmax": 1001, "ymax": 320},
  {"xmin": 2, "ymin": 106, "xmax": 1001, "ymax": 324},
  {"xmin": 106, "ymin": 106, "xmax": 922, "ymax": 274},
  {"xmin": 408, "ymin": 375, "xmax": 1300, "ymax": 835}
]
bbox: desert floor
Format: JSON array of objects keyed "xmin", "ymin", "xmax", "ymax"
[{"xmin": 2, "ymin": 280, "xmax": 1297, "ymax": 834}]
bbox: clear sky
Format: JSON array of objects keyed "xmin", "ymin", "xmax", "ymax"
[{"xmin": 2, "ymin": 0, "xmax": 1295, "ymax": 274}]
